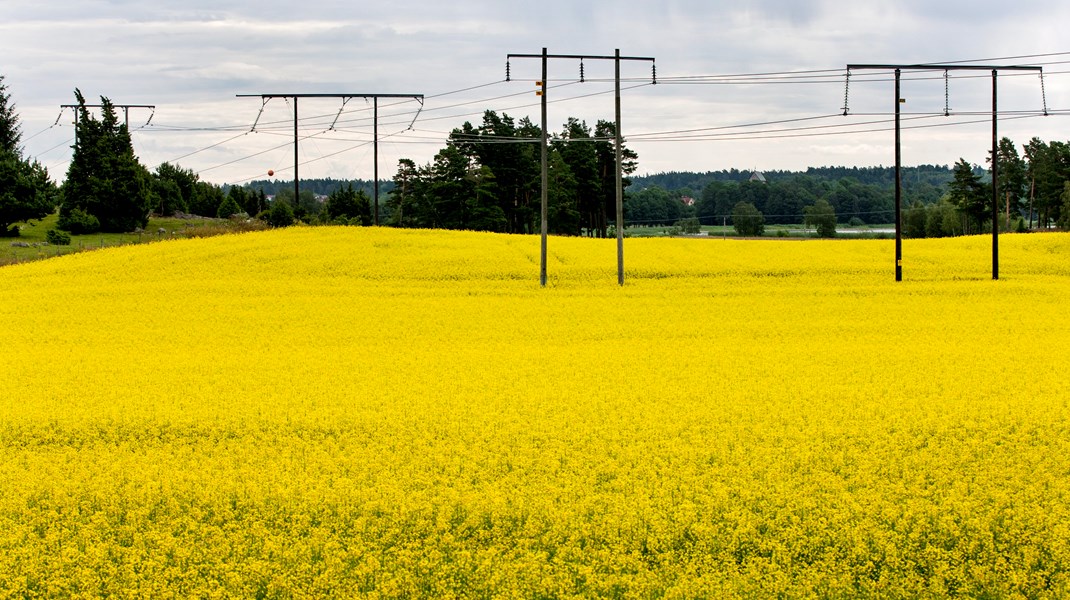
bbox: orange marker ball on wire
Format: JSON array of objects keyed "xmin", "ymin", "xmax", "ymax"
[{"xmin": 267, "ymin": 169, "xmax": 274, "ymax": 177}]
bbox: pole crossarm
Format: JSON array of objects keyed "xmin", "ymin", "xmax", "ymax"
[
  {"xmin": 61, "ymin": 104, "xmax": 156, "ymax": 128},
  {"xmin": 236, "ymin": 93, "xmax": 422, "ymax": 99},
  {"xmin": 847, "ymin": 64, "xmax": 1042, "ymax": 72},
  {"xmin": 238, "ymin": 93, "xmax": 423, "ymax": 225},
  {"xmin": 60, "ymin": 104, "xmax": 156, "ymax": 109},
  {"xmin": 508, "ymin": 53, "xmax": 654, "ymax": 63},
  {"xmin": 507, "ymin": 49, "xmax": 656, "ymax": 287}
]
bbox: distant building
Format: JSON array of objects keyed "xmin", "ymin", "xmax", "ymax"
[
  {"xmin": 680, "ymin": 196, "xmax": 695, "ymax": 207},
  {"xmin": 749, "ymin": 171, "xmax": 767, "ymax": 183}
]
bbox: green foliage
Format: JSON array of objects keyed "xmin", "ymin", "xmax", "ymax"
[
  {"xmin": 223, "ymin": 186, "xmax": 248, "ymax": 218},
  {"xmin": 904, "ymin": 201, "xmax": 928, "ymax": 239},
  {"xmin": 992, "ymin": 137, "xmax": 1026, "ymax": 229},
  {"xmin": 241, "ymin": 188, "xmax": 267, "ymax": 218},
  {"xmin": 695, "ymin": 176, "xmax": 890, "ymax": 226},
  {"xmin": 925, "ymin": 199, "xmax": 959, "ymax": 238},
  {"xmin": 45, "ymin": 229, "xmax": 71, "ymax": 245},
  {"xmin": 804, "ymin": 199, "xmax": 837, "ymax": 238},
  {"xmin": 387, "ymin": 159, "xmax": 419, "ymax": 228},
  {"xmin": 546, "ymin": 149, "xmax": 580, "ymax": 235},
  {"xmin": 265, "ymin": 199, "xmax": 294, "ymax": 228},
  {"xmin": 0, "ymin": 77, "xmax": 57, "ymax": 234},
  {"xmin": 153, "ymin": 163, "xmax": 198, "ymax": 215},
  {"xmin": 948, "ymin": 158, "xmax": 989, "ymax": 234},
  {"xmin": 216, "ymin": 195, "xmax": 243, "ymax": 219},
  {"xmin": 1058, "ymin": 182, "xmax": 1070, "ymax": 231},
  {"xmin": 189, "ymin": 181, "xmax": 224, "ymax": 217},
  {"xmin": 731, "ymin": 202, "xmax": 765, "ymax": 236},
  {"xmin": 325, "ymin": 183, "xmax": 372, "ymax": 226},
  {"xmin": 625, "ymin": 185, "xmax": 683, "ymax": 227},
  {"xmin": 848, "ymin": 217, "xmax": 865, "ymax": 227},
  {"xmin": 450, "ymin": 111, "xmax": 541, "ymax": 234},
  {"xmin": 675, "ymin": 217, "xmax": 701, "ymax": 234},
  {"xmin": 0, "ymin": 75, "xmax": 21, "ymax": 155},
  {"xmin": 414, "ymin": 110, "xmax": 636, "ymax": 237},
  {"xmin": 61, "ymin": 91, "xmax": 152, "ymax": 232},
  {"xmin": 0, "ymin": 149, "xmax": 57, "ymax": 234},
  {"xmin": 1025, "ymin": 138, "xmax": 1070, "ymax": 228},
  {"xmin": 272, "ymin": 188, "xmax": 319, "ymax": 222},
  {"xmin": 466, "ymin": 165, "xmax": 507, "ymax": 232},
  {"xmin": 151, "ymin": 177, "xmax": 185, "ymax": 216},
  {"xmin": 56, "ymin": 206, "xmax": 100, "ymax": 234}
]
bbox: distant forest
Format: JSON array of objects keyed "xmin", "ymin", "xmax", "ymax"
[
  {"xmin": 239, "ymin": 164, "xmax": 965, "ymax": 227},
  {"xmin": 238, "ymin": 178, "xmax": 392, "ymax": 199},
  {"xmin": 630, "ymin": 165, "xmax": 961, "ymax": 197}
]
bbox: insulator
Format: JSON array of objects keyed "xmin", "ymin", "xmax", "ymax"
[
  {"xmin": 944, "ymin": 70, "xmax": 951, "ymax": 116},
  {"xmin": 842, "ymin": 70, "xmax": 851, "ymax": 116},
  {"xmin": 1040, "ymin": 71, "xmax": 1049, "ymax": 116},
  {"xmin": 579, "ymin": 60, "xmax": 585, "ymax": 83},
  {"xmin": 506, "ymin": 60, "xmax": 511, "ymax": 82},
  {"xmin": 651, "ymin": 63, "xmax": 657, "ymax": 85}
]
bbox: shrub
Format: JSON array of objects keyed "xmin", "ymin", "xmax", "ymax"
[
  {"xmin": 266, "ymin": 200, "xmax": 295, "ymax": 228},
  {"xmin": 731, "ymin": 202, "xmax": 765, "ymax": 237},
  {"xmin": 674, "ymin": 217, "xmax": 701, "ymax": 234},
  {"xmin": 804, "ymin": 199, "xmax": 837, "ymax": 238},
  {"xmin": 57, "ymin": 207, "xmax": 100, "ymax": 234},
  {"xmin": 45, "ymin": 229, "xmax": 71, "ymax": 245},
  {"xmin": 217, "ymin": 195, "xmax": 243, "ymax": 219},
  {"xmin": 848, "ymin": 217, "xmax": 865, "ymax": 227}
]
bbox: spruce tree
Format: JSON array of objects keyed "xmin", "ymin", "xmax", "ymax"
[{"xmin": 0, "ymin": 75, "xmax": 21, "ymax": 155}]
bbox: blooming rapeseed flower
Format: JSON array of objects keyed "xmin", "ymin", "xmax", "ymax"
[{"xmin": 0, "ymin": 227, "xmax": 1068, "ymax": 597}]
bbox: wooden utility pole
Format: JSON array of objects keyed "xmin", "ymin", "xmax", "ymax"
[{"xmin": 507, "ymin": 49, "xmax": 656, "ymax": 286}]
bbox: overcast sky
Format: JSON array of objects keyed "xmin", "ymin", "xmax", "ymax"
[{"xmin": 3, "ymin": 0, "xmax": 1068, "ymax": 185}]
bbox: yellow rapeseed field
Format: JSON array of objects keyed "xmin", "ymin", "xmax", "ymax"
[{"xmin": 1, "ymin": 227, "xmax": 1069, "ymax": 598}]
